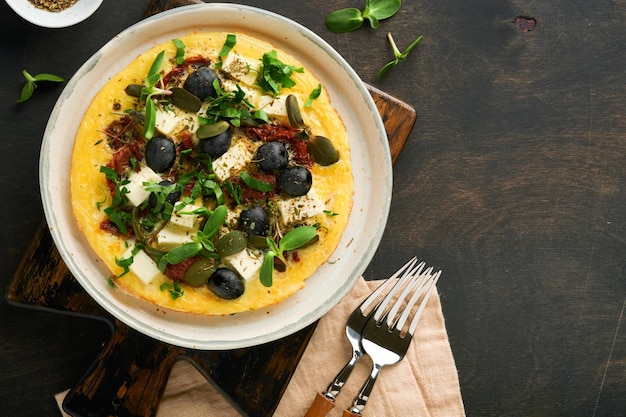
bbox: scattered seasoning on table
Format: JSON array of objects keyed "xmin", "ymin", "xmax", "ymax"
[{"xmin": 28, "ymin": 0, "xmax": 79, "ymax": 12}]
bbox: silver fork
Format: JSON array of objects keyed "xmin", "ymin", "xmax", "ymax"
[
  {"xmin": 345, "ymin": 264, "xmax": 441, "ymax": 416},
  {"xmin": 304, "ymin": 257, "xmax": 426, "ymax": 417}
]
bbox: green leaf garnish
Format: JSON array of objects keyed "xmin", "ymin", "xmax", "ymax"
[
  {"xmin": 99, "ymin": 166, "xmax": 131, "ymax": 235},
  {"xmin": 260, "ymin": 251, "xmax": 276, "ymax": 287},
  {"xmin": 305, "ymin": 83, "xmax": 322, "ymax": 107},
  {"xmin": 240, "ymin": 171, "xmax": 274, "ymax": 193},
  {"xmin": 172, "ymin": 39, "xmax": 186, "ymax": 65},
  {"xmin": 326, "ymin": 0, "xmax": 401, "ymax": 33},
  {"xmin": 367, "ymin": 0, "xmax": 402, "ymax": 20},
  {"xmin": 215, "ymin": 34, "xmax": 237, "ymax": 68},
  {"xmin": 17, "ymin": 69, "xmax": 64, "ymax": 103},
  {"xmin": 140, "ymin": 50, "xmax": 172, "ymax": 139},
  {"xmin": 224, "ymin": 180, "xmax": 243, "ymax": 205},
  {"xmin": 376, "ymin": 33, "xmax": 423, "ymax": 81},
  {"xmin": 162, "ymin": 241, "xmax": 203, "ymax": 265},
  {"xmin": 202, "ymin": 80, "xmax": 267, "ymax": 127},
  {"xmin": 160, "ymin": 281, "xmax": 184, "ymax": 300},
  {"xmin": 257, "ymin": 50, "xmax": 304, "ymax": 97},
  {"xmin": 259, "ymin": 226, "xmax": 317, "ymax": 287},
  {"xmin": 279, "ymin": 226, "xmax": 318, "ymax": 252}
]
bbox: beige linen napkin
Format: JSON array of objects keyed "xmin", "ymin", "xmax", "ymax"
[{"xmin": 57, "ymin": 277, "xmax": 465, "ymax": 416}]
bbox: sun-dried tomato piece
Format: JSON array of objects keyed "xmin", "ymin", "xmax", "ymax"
[{"xmin": 164, "ymin": 256, "xmax": 200, "ymax": 281}]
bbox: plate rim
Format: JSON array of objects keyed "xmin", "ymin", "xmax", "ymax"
[{"xmin": 39, "ymin": 3, "xmax": 392, "ymax": 349}]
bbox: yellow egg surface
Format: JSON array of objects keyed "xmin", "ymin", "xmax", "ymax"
[{"xmin": 70, "ymin": 32, "xmax": 353, "ymax": 316}]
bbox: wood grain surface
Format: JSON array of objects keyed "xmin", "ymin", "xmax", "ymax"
[{"xmin": 3, "ymin": 0, "xmax": 626, "ymax": 416}]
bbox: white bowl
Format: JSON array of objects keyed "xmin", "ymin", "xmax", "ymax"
[
  {"xmin": 5, "ymin": 0, "xmax": 102, "ymax": 28},
  {"xmin": 40, "ymin": 3, "xmax": 391, "ymax": 350}
]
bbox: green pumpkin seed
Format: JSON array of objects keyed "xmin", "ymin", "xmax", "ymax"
[
  {"xmin": 273, "ymin": 256, "xmax": 287, "ymax": 272},
  {"xmin": 307, "ymin": 135, "xmax": 340, "ymax": 166},
  {"xmin": 184, "ymin": 258, "xmax": 216, "ymax": 286},
  {"xmin": 125, "ymin": 84, "xmax": 143, "ymax": 97},
  {"xmin": 217, "ymin": 230, "xmax": 248, "ymax": 257},
  {"xmin": 170, "ymin": 87, "xmax": 202, "ymax": 113},
  {"xmin": 286, "ymin": 94, "xmax": 305, "ymax": 128},
  {"xmin": 197, "ymin": 120, "xmax": 230, "ymax": 139},
  {"xmin": 247, "ymin": 235, "xmax": 269, "ymax": 249}
]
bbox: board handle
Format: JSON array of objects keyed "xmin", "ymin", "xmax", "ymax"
[{"xmin": 63, "ymin": 321, "xmax": 183, "ymax": 417}]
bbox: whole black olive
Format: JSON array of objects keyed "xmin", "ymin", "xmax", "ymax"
[
  {"xmin": 145, "ymin": 136, "xmax": 176, "ymax": 173},
  {"xmin": 198, "ymin": 129, "xmax": 232, "ymax": 159},
  {"xmin": 239, "ymin": 205, "xmax": 270, "ymax": 236},
  {"xmin": 183, "ymin": 67, "xmax": 219, "ymax": 101},
  {"xmin": 207, "ymin": 268, "xmax": 245, "ymax": 299},
  {"xmin": 256, "ymin": 141, "xmax": 289, "ymax": 172},
  {"xmin": 148, "ymin": 180, "xmax": 181, "ymax": 210},
  {"xmin": 278, "ymin": 166, "xmax": 312, "ymax": 197}
]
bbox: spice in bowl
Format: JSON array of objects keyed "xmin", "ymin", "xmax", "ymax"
[{"xmin": 28, "ymin": 0, "xmax": 79, "ymax": 12}]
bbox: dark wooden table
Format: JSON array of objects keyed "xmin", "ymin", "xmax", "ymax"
[{"xmin": 2, "ymin": 1, "xmax": 625, "ymax": 416}]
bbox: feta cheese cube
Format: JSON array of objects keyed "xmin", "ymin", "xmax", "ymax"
[
  {"xmin": 276, "ymin": 188, "xmax": 325, "ymax": 225},
  {"xmin": 156, "ymin": 223, "xmax": 195, "ymax": 251},
  {"xmin": 170, "ymin": 202, "xmax": 201, "ymax": 230},
  {"xmin": 212, "ymin": 140, "xmax": 254, "ymax": 181},
  {"xmin": 155, "ymin": 105, "xmax": 200, "ymax": 137},
  {"xmin": 124, "ymin": 166, "xmax": 162, "ymax": 207},
  {"xmin": 223, "ymin": 248, "xmax": 263, "ymax": 282},
  {"xmin": 123, "ymin": 246, "xmax": 161, "ymax": 285},
  {"xmin": 260, "ymin": 95, "xmax": 289, "ymax": 124},
  {"xmin": 154, "ymin": 106, "xmax": 180, "ymax": 136},
  {"xmin": 222, "ymin": 52, "xmax": 261, "ymax": 86}
]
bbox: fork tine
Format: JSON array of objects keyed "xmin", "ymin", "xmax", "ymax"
[
  {"xmin": 392, "ymin": 269, "xmax": 440, "ymax": 333},
  {"xmin": 360, "ymin": 256, "xmax": 420, "ymax": 313},
  {"xmin": 371, "ymin": 259, "xmax": 426, "ymax": 322},
  {"xmin": 385, "ymin": 266, "xmax": 433, "ymax": 329},
  {"xmin": 405, "ymin": 270, "xmax": 441, "ymax": 334}
]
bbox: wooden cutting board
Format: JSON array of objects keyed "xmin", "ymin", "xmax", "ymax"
[{"xmin": 5, "ymin": 1, "xmax": 416, "ymax": 416}]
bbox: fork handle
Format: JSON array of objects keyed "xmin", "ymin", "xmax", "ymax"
[
  {"xmin": 304, "ymin": 393, "xmax": 335, "ymax": 417},
  {"xmin": 345, "ymin": 363, "xmax": 382, "ymax": 415}
]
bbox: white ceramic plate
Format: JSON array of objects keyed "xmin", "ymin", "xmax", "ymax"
[
  {"xmin": 5, "ymin": 0, "xmax": 102, "ymax": 28},
  {"xmin": 40, "ymin": 3, "xmax": 391, "ymax": 350}
]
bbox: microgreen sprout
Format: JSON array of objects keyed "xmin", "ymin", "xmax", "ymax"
[
  {"xmin": 140, "ymin": 50, "xmax": 172, "ymax": 139},
  {"xmin": 17, "ymin": 70, "xmax": 64, "ymax": 103},
  {"xmin": 156, "ymin": 205, "xmax": 227, "ymax": 270},
  {"xmin": 326, "ymin": 0, "xmax": 401, "ymax": 33},
  {"xmin": 376, "ymin": 32, "xmax": 423, "ymax": 81},
  {"xmin": 260, "ymin": 226, "xmax": 317, "ymax": 287}
]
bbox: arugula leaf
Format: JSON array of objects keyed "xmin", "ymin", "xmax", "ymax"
[
  {"xmin": 172, "ymin": 39, "xmax": 186, "ymax": 65},
  {"xmin": 224, "ymin": 180, "xmax": 243, "ymax": 205},
  {"xmin": 257, "ymin": 50, "xmax": 304, "ymax": 97},
  {"xmin": 99, "ymin": 166, "xmax": 131, "ymax": 234},
  {"xmin": 215, "ymin": 34, "xmax": 237, "ymax": 68},
  {"xmin": 305, "ymin": 83, "xmax": 322, "ymax": 107},
  {"xmin": 240, "ymin": 171, "xmax": 274, "ymax": 192},
  {"xmin": 160, "ymin": 281, "xmax": 184, "ymax": 300}
]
